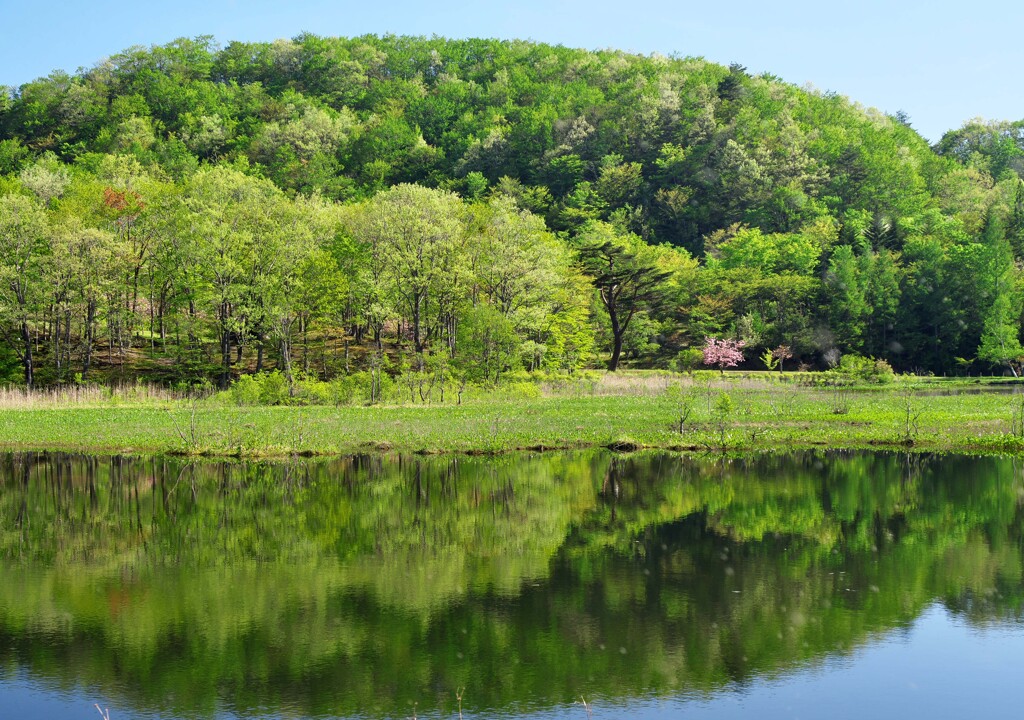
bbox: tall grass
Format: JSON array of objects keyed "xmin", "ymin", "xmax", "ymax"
[{"xmin": 0, "ymin": 382, "xmax": 193, "ymax": 409}]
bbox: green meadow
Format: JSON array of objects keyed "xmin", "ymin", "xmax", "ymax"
[{"xmin": 1, "ymin": 372, "xmax": 1020, "ymax": 457}]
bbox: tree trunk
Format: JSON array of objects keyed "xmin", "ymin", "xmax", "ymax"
[
  {"xmin": 609, "ymin": 333, "xmax": 623, "ymax": 372},
  {"xmin": 20, "ymin": 320, "xmax": 33, "ymax": 388},
  {"xmin": 413, "ymin": 293, "xmax": 424, "ymax": 353},
  {"xmin": 607, "ymin": 304, "xmax": 623, "ymax": 372},
  {"xmin": 301, "ymin": 314, "xmax": 309, "ymax": 374},
  {"xmin": 53, "ymin": 307, "xmax": 62, "ymax": 377},
  {"xmin": 279, "ymin": 319, "xmax": 295, "ymax": 392},
  {"xmin": 83, "ymin": 301, "xmax": 96, "ymax": 378},
  {"xmin": 219, "ymin": 303, "xmax": 231, "ymax": 390},
  {"xmin": 148, "ymin": 275, "xmax": 155, "ymax": 350}
]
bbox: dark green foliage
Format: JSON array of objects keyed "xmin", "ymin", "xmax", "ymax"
[{"xmin": 575, "ymin": 221, "xmax": 676, "ymax": 370}]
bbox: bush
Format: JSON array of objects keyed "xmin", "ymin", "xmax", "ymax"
[
  {"xmin": 307, "ymin": 371, "xmax": 394, "ymax": 406},
  {"xmin": 327, "ymin": 374, "xmax": 362, "ymax": 406},
  {"xmin": 835, "ymin": 354, "xmax": 895, "ymax": 384},
  {"xmin": 504, "ymin": 381, "xmax": 542, "ymax": 399},
  {"xmin": 295, "ymin": 376, "xmax": 334, "ymax": 405},
  {"xmin": 226, "ymin": 375, "xmax": 260, "ymax": 405},
  {"xmin": 223, "ymin": 366, "xmax": 547, "ymax": 407},
  {"xmin": 258, "ymin": 371, "xmax": 291, "ymax": 403},
  {"xmin": 672, "ymin": 348, "xmax": 705, "ymax": 373},
  {"xmin": 226, "ymin": 371, "xmax": 291, "ymax": 405}
]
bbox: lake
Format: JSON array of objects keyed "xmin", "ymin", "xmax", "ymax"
[{"xmin": 1, "ymin": 450, "xmax": 1022, "ymax": 719}]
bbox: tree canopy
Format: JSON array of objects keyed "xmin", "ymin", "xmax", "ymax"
[{"xmin": 1, "ymin": 34, "xmax": 1023, "ymax": 383}]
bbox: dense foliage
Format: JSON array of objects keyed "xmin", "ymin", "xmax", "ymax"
[{"xmin": 1, "ymin": 34, "xmax": 1023, "ymax": 386}]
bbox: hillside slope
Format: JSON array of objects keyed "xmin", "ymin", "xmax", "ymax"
[{"xmin": 0, "ymin": 35, "xmax": 1020, "ymax": 385}]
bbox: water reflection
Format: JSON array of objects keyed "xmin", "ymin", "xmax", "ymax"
[{"xmin": 1, "ymin": 450, "xmax": 1023, "ymax": 718}]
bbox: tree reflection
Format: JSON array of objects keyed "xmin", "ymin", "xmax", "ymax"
[{"xmin": 0, "ymin": 450, "xmax": 1022, "ymax": 717}]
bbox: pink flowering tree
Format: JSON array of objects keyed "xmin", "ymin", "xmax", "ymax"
[{"xmin": 702, "ymin": 337, "xmax": 746, "ymax": 373}]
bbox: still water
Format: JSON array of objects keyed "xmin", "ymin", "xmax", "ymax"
[{"xmin": 1, "ymin": 450, "xmax": 1022, "ymax": 719}]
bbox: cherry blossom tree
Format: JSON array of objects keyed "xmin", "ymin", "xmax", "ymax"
[
  {"xmin": 702, "ymin": 337, "xmax": 745, "ymax": 373},
  {"xmin": 772, "ymin": 344, "xmax": 794, "ymax": 373}
]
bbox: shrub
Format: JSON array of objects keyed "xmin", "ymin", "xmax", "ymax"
[
  {"xmin": 835, "ymin": 354, "xmax": 895, "ymax": 384},
  {"xmin": 226, "ymin": 371, "xmax": 291, "ymax": 405},
  {"xmin": 504, "ymin": 381, "xmax": 542, "ymax": 399},
  {"xmin": 295, "ymin": 376, "xmax": 334, "ymax": 405},
  {"xmin": 673, "ymin": 348, "xmax": 705, "ymax": 373},
  {"xmin": 228, "ymin": 375, "xmax": 262, "ymax": 405},
  {"xmin": 327, "ymin": 374, "xmax": 361, "ymax": 406},
  {"xmin": 258, "ymin": 371, "xmax": 291, "ymax": 403}
]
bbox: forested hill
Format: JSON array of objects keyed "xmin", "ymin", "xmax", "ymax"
[{"xmin": 1, "ymin": 35, "xmax": 1023, "ymax": 388}]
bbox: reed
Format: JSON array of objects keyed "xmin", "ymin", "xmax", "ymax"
[{"xmin": 0, "ymin": 382, "xmax": 192, "ymax": 409}]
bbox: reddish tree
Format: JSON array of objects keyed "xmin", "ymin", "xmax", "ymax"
[
  {"xmin": 702, "ymin": 337, "xmax": 745, "ymax": 373},
  {"xmin": 772, "ymin": 344, "xmax": 794, "ymax": 372}
]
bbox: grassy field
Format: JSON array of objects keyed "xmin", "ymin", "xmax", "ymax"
[{"xmin": 0, "ymin": 372, "xmax": 1022, "ymax": 457}]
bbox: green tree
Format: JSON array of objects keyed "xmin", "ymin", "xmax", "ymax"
[
  {"xmin": 457, "ymin": 304, "xmax": 518, "ymax": 384},
  {"xmin": 182, "ymin": 167, "xmax": 289, "ymax": 387},
  {"xmin": 826, "ymin": 245, "xmax": 869, "ymax": 352},
  {"xmin": 576, "ymin": 221, "xmax": 673, "ymax": 371},
  {"xmin": 343, "ymin": 184, "xmax": 465, "ymax": 354},
  {"xmin": 0, "ymin": 194, "xmax": 49, "ymax": 386},
  {"xmin": 976, "ymin": 214, "xmax": 1023, "ymax": 375}
]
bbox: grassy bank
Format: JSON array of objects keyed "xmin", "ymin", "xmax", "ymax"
[{"xmin": 0, "ymin": 373, "xmax": 1022, "ymax": 457}]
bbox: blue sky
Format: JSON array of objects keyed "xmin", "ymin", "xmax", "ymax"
[{"xmin": 2, "ymin": 0, "xmax": 1021, "ymax": 143}]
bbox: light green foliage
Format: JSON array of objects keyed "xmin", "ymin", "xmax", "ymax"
[
  {"xmin": 976, "ymin": 212, "xmax": 1024, "ymax": 375},
  {"xmin": 827, "ymin": 244, "xmax": 869, "ymax": 349},
  {"xmin": 935, "ymin": 118, "xmax": 1024, "ymax": 181},
  {"xmin": 249, "ymin": 102, "xmax": 357, "ymax": 195},
  {"xmin": 834, "ymin": 354, "xmax": 896, "ymax": 384},
  {"xmin": 0, "ymin": 192, "xmax": 50, "ymax": 385},
  {"xmin": 712, "ymin": 225, "xmax": 821, "ymax": 275},
  {"xmin": 470, "ymin": 195, "xmax": 590, "ymax": 364},
  {"xmin": 344, "ymin": 184, "xmax": 465, "ymax": 353},
  {"xmin": 4, "ymin": 451, "xmax": 1024, "ymax": 717},
  {"xmin": 977, "ymin": 295, "xmax": 1024, "ymax": 376},
  {"xmin": 0, "ymin": 34, "xmax": 1023, "ymax": 382},
  {"xmin": 595, "ymin": 153, "xmax": 644, "ymax": 209},
  {"xmin": 673, "ymin": 347, "xmax": 705, "ymax": 373},
  {"xmin": 18, "ymin": 154, "xmax": 70, "ymax": 206},
  {"xmin": 227, "ymin": 370, "xmax": 290, "ymax": 405},
  {"xmin": 457, "ymin": 304, "xmax": 519, "ymax": 385}
]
